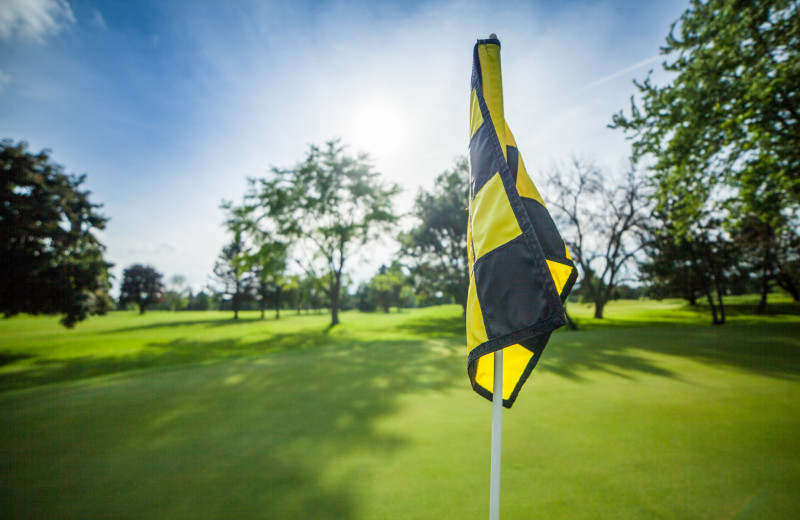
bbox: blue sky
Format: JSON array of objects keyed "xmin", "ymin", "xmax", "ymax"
[{"xmin": 0, "ymin": 0, "xmax": 687, "ymax": 293}]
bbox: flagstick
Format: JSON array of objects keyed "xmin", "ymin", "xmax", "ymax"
[{"xmin": 490, "ymin": 349, "xmax": 503, "ymax": 520}]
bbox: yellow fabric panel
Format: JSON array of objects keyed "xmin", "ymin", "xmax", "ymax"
[
  {"xmin": 477, "ymin": 42, "xmax": 506, "ymax": 158},
  {"xmin": 471, "ymin": 172, "xmax": 521, "ymax": 260},
  {"xmin": 505, "ymin": 125, "xmax": 545, "ymax": 206},
  {"xmin": 473, "ymin": 344, "xmax": 534, "ymax": 400},
  {"xmin": 474, "ymin": 354, "xmax": 493, "ymax": 395},
  {"xmin": 515, "ymin": 157, "xmax": 545, "ymax": 206},
  {"xmin": 466, "ymin": 276, "xmax": 489, "ymax": 351},
  {"xmin": 502, "ymin": 344, "xmax": 535, "ymax": 399},
  {"xmin": 504, "ymin": 121, "xmax": 517, "ymax": 147},
  {"xmin": 469, "ymin": 88, "xmax": 484, "ymax": 140},
  {"xmin": 546, "ymin": 259, "xmax": 574, "ymax": 294}
]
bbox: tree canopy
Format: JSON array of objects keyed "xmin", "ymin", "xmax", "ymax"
[
  {"xmin": 245, "ymin": 139, "xmax": 400, "ymax": 326},
  {"xmin": 119, "ymin": 264, "xmax": 165, "ymax": 315},
  {"xmin": 611, "ymin": 0, "xmax": 799, "ymax": 309},
  {"xmin": 1, "ymin": 139, "xmax": 112, "ymax": 327},
  {"xmin": 399, "ymin": 157, "xmax": 469, "ymax": 313}
]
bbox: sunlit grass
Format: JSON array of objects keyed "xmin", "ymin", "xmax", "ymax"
[{"xmin": 1, "ymin": 298, "xmax": 799, "ymax": 519}]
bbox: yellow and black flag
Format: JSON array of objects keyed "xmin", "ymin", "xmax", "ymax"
[{"xmin": 467, "ymin": 37, "xmax": 577, "ymax": 408}]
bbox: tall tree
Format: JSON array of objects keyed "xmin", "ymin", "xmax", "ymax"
[
  {"xmin": 119, "ymin": 264, "xmax": 165, "ymax": 315},
  {"xmin": 1, "ymin": 139, "xmax": 112, "ymax": 327},
  {"xmin": 547, "ymin": 158, "xmax": 649, "ymax": 319},
  {"xmin": 249, "ymin": 240, "xmax": 293, "ymax": 320},
  {"xmin": 399, "ymin": 157, "xmax": 469, "ymax": 313},
  {"xmin": 211, "ymin": 232, "xmax": 252, "ymax": 320},
  {"xmin": 247, "ymin": 139, "xmax": 400, "ymax": 326},
  {"xmin": 611, "ymin": 0, "xmax": 800, "ymax": 307}
]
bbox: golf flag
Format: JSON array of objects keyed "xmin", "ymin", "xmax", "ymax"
[{"xmin": 467, "ymin": 37, "xmax": 577, "ymax": 408}]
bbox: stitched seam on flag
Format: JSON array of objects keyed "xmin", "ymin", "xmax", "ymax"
[
  {"xmin": 543, "ymin": 252, "xmax": 575, "ymax": 267},
  {"xmin": 467, "ymin": 312, "xmax": 565, "ymax": 366},
  {"xmin": 560, "ymin": 265, "xmax": 579, "ymax": 304},
  {"xmin": 467, "ymin": 198, "xmax": 490, "ymax": 340},
  {"xmin": 472, "ymin": 76, "xmax": 564, "ymax": 324},
  {"xmin": 467, "ymin": 325, "xmax": 558, "ymax": 408},
  {"xmin": 505, "ymin": 342, "xmax": 547, "ymax": 407}
]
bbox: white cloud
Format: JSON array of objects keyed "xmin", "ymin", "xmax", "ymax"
[
  {"xmin": 0, "ymin": 0, "xmax": 74, "ymax": 41},
  {"xmin": 91, "ymin": 8, "xmax": 105, "ymax": 29}
]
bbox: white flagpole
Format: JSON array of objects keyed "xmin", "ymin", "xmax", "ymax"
[{"xmin": 490, "ymin": 349, "xmax": 503, "ymax": 520}]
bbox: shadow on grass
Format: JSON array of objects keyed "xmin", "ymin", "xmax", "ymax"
[
  {"xmin": 545, "ymin": 322, "xmax": 800, "ymax": 381},
  {"xmin": 0, "ymin": 336, "xmax": 464, "ymax": 520},
  {"xmin": 398, "ymin": 313, "xmax": 464, "ymax": 338},
  {"xmin": 0, "ymin": 353, "xmax": 31, "ymax": 367},
  {"xmin": 0, "ymin": 327, "xmax": 339, "ymax": 393},
  {"xmin": 102, "ymin": 316, "xmax": 270, "ymax": 334},
  {"xmin": 569, "ymin": 300, "xmax": 800, "ymax": 330}
]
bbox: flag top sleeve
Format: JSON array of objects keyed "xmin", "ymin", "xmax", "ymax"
[{"xmin": 467, "ymin": 37, "xmax": 577, "ymax": 408}]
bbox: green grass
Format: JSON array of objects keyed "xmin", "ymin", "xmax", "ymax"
[{"xmin": 1, "ymin": 298, "xmax": 800, "ymax": 519}]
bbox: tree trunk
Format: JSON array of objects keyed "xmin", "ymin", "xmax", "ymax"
[
  {"xmin": 330, "ymin": 276, "xmax": 340, "ymax": 327},
  {"xmin": 139, "ymin": 302, "xmax": 146, "ymax": 315},
  {"xmin": 715, "ymin": 287, "xmax": 726, "ymax": 325},
  {"xmin": 275, "ymin": 287, "xmax": 281, "ymax": 320},
  {"xmin": 593, "ymin": 300, "xmax": 605, "ymax": 319},
  {"xmin": 757, "ymin": 276, "xmax": 769, "ymax": 313},
  {"xmin": 705, "ymin": 289, "xmax": 721, "ymax": 325},
  {"xmin": 233, "ymin": 292, "xmax": 239, "ymax": 320},
  {"xmin": 260, "ymin": 299, "xmax": 265, "ymax": 320},
  {"xmin": 756, "ymin": 244, "xmax": 770, "ymax": 313}
]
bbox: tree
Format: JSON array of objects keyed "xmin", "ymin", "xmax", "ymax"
[
  {"xmin": 641, "ymin": 212, "xmax": 741, "ymax": 324},
  {"xmin": 399, "ymin": 157, "xmax": 469, "ymax": 313},
  {"xmin": 158, "ymin": 274, "xmax": 188, "ymax": 311},
  {"xmin": 119, "ymin": 264, "xmax": 165, "ymax": 314},
  {"xmin": 1, "ymin": 139, "xmax": 112, "ymax": 327},
  {"xmin": 611, "ymin": 0, "xmax": 800, "ymax": 307},
  {"xmin": 547, "ymin": 158, "xmax": 649, "ymax": 319},
  {"xmin": 187, "ymin": 290, "xmax": 211, "ymax": 311},
  {"xmin": 369, "ymin": 262, "xmax": 406, "ymax": 313},
  {"xmin": 210, "ymin": 232, "xmax": 252, "ymax": 320},
  {"xmin": 246, "ymin": 139, "xmax": 400, "ymax": 326},
  {"xmin": 249, "ymin": 240, "xmax": 293, "ymax": 320}
]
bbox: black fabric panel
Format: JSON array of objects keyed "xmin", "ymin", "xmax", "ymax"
[
  {"xmin": 521, "ymin": 197, "xmax": 565, "ymax": 260},
  {"xmin": 507, "ymin": 145, "xmax": 519, "ymax": 181},
  {"xmin": 473, "ymin": 235, "xmax": 551, "ymax": 339},
  {"xmin": 469, "ymin": 123, "xmax": 497, "ymax": 198}
]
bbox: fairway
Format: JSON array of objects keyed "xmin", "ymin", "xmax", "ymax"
[{"xmin": 2, "ymin": 300, "xmax": 800, "ymax": 519}]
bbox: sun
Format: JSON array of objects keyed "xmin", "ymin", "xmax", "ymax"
[{"xmin": 347, "ymin": 98, "xmax": 410, "ymax": 158}]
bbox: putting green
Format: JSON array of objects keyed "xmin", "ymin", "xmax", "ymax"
[{"xmin": 1, "ymin": 300, "xmax": 799, "ymax": 519}]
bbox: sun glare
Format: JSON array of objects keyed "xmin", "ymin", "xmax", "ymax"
[{"xmin": 347, "ymin": 98, "xmax": 410, "ymax": 158}]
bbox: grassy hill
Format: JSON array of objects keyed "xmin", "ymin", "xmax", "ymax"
[{"xmin": 1, "ymin": 298, "xmax": 799, "ymax": 519}]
